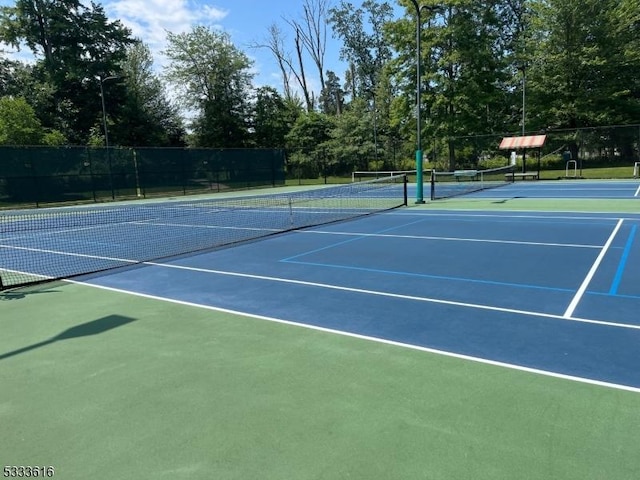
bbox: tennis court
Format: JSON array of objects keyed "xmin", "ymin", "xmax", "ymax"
[{"xmin": 2, "ymin": 177, "xmax": 640, "ymax": 479}]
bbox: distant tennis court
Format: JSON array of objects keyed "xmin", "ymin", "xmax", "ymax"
[{"xmin": 2, "ymin": 177, "xmax": 640, "ymax": 479}]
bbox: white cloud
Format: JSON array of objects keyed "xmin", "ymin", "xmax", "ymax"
[{"xmin": 103, "ymin": 0, "xmax": 228, "ymax": 69}]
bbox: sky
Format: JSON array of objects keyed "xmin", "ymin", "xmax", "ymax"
[
  {"xmin": 102, "ymin": 0, "xmax": 348, "ymax": 92},
  {"xmin": 0, "ymin": 0, "xmax": 392, "ymax": 96}
]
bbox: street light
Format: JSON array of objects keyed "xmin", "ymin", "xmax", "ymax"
[
  {"xmin": 408, "ymin": 1, "xmax": 440, "ymax": 203},
  {"xmin": 98, "ymin": 75, "xmax": 118, "ymax": 199},
  {"xmin": 520, "ymin": 64, "xmax": 526, "ymax": 136},
  {"xmin": 98, "ymin": 75, "xmax": 118, "ymax": 148}
]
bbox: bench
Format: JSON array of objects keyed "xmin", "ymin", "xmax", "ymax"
[{"xmin": 505, "ymin": 171, "xmax": 539, "ymax": 181}]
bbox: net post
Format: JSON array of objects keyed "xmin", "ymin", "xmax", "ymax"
[
  {"xmin": 415, "ymin": 150, "xmax": 425, "ymax": 204},
  {"xmin": 403, "ymin": 174, "xmax": 408, "ymax": 206},
  {"xmin": 288, "ymin": 197, "xmax": 294, "ymax": 227},
  {"xmin": 430, "ymin": 169, "xmax": 436, "ymax": 201}
]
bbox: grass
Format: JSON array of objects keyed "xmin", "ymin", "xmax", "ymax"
[
  {"xmin": 285, "ymin": 164, "xmax": 638, "ymax": 186},
  {"xmin": 540, "ymin": 165, "xmax": 638, "ymax": 180}
]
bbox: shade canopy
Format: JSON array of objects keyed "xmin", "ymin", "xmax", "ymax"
[{"xmin": 499, "ymin": 134, "xmax": 547, "ymax": 150}]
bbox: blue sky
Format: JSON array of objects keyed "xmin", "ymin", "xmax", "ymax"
[
  {"xmin": 102, "ymin": 0, "xmax": 349, "ymax": 91},
  {"xmin": 1, "ymin": 0, "xmax": 398, "ymax": 96}
]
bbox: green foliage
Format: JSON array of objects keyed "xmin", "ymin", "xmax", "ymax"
[
  {"xmin": 41, "ymin": 129, "xmax": 67, "ymax": 146},
  {"xmin": 324, "ymin": 98, "xmax": 377, "ymax": 173},
  {"xmin": 253, "ymin": 86, "xmax": 300, "ymax": 148},
  {"xmin": 285, "ymin": 111, "xmax": 334, "ymax": 176},
  {"xmin": 164, "ymin": 26, "xmax": 254, "ymax": 148},
  {"xmin": 113, "ymin": 42, "xmax": 184, "ymax": 147},
  {"xmin": 328, "ymin": 0, "xmax": 394, "ymax": 99},
  {"xmin": 527, "ymin": 0, "xmax": 640, "ymax": 130},
  {"xmin": 319, "ymin": 70, "xmax": 344, "ymax": 115},
  {"xmin": 0, "ymin": 0, "xmax": 637, "ymax": 162},
  {"xmin": 0, "ymin": 0, "xmax": 135, "ymax": 144},
  {"xmin": 0, "ymin": 96, "xmax": 43, "ymax": 145}
]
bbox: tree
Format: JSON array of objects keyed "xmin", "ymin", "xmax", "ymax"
[
  {"xmin": 0, "ymin": 96, "xmax": 65, "ymax": 145},
  {"xmin": 328, "ymin": 0, "xmax": 394, "ymax": 100},
  {"xmin": 325, "ymin": 98, "xmax": 377, "ymax": 173},
  {"xmin": 527, "ymin": 0, "xmax": 640, "ymax": 130},
  {"xmin": 112, "ymin": 42, "xmax": 184, "ymax": 147},
  {"xmin": 285, "ymin": 0, "xmax": 330, "ymax": 109},
  {"xmin": 252, "ymin": 1, "xmax": 329, "ymax": 113},
  {"xmin": 0, "ymin": 55, "xmax": 14, "ymax": 96},
  {"xmin": 253, "ymin": 86, "xmax": 300, "ymax": 148},
  {"xmin": 285, "ymin": 111, "xmax": 333, "ymax": 178},
  {"xmin": 388, "ymin": 1, "xmax": 513, "ymax": 169},
  {"xmin": 319, "ymin": 70, "xmax": 345, "ymax": 115},
  {"xmin": 164, "ymin": 26, "xmax": 254, "ymax": 148},
  {"xmin": 0, "ymin": 0, "xmax": 134, "ymax": 143},
  {"xmin": 328, "ymin": 0, "xmax": 394, "ymax": 166},
  {"xmin": 251, "ymin": 24, "xmax": 296, "ymax": 101}
]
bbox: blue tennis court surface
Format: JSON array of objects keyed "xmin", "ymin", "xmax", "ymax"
[
  {"xmin": 3, "ymin": 178, "xmax": 639, "ymax": 392},
  {"xmin": 79, "ymin": 201, "xmax": 640, "ymax": 391},
  {"xmin": 468, "ymin": 179, "xmax": 640, "ymax": 198}
]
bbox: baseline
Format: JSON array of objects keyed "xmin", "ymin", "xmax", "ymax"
[{"xmin": 68, "ymin": 278, "xmax": 640, "ymax": 394}]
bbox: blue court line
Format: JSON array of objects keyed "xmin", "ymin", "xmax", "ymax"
[
  {"xmin": 588, "ymin": 290, "xmax": 640, "ymax": 301},
  {"xmin": 281, "ymin": 217, "xmax": 430, "ymax": 262},
  {"xmin": 281, "ymin": 212, "xmax": 637, "ymax": 298},
  {"xmin": 609, "ymin": 224, "xmax": 637, "ymax": 295},
  {"xmin": 281, "ymin": 258, "xmax": 574, "ymax": 294},
  {"xmin": 283, "ymin": 213, "xmax": 614, "ymax": 262},
  {"xmin": 411, "ymin": 216, "xmax": 619, "ymax": 228}
]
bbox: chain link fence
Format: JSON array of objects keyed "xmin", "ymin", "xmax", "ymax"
[{"xmin": 0, "ymin": 147, "xmax": 286, "ymax": 208}]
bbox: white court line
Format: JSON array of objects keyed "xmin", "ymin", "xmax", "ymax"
[
  {"xmin": 3, "ymin": 241, "xmax": 636, "ymax": 332},
  {"xmin": 132, "ymin": 221, "xmax": 280, "ymax": 232},
  {"xmin": 393, "ymin": 211, "xmax": 639, "ymax": 221},
  {"xmin": 66, "ymin": 279, "xmax": 640, "ymax": 394},
  {"xmin": 0, "ymin": 244, "xmax": 138, "ymax": 264},
  {"xmin": 563, "ymin": 219, "xmax": 624, "ymax": 318},
  {"xmin": 0, "ymin": 267, "xmax": 52, "ymax": 280},
  {"xmin": 635, "ymin": 183, "xmax": 640, "ymax": 197},
  {"xmin": 301, "ymin": 230, "xmax": 602, "ymax": 249},
  {"xmin": 143, "ymin": 261, "xmax": 640, "ymax": 332}
]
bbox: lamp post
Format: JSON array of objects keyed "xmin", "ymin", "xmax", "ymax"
[
  {"xmin": 521, "ymin": 64, "xmax": 526, "ymax": 136},
  {"xmin": 98, "ymin": 75, "xmax": 118, "ymax": 199},
  {"xmin": 408, "ymin": 1, "xmax": 439, "ymax": 203},
  {"xmin": 99, "ymin": 75, "xmax": 118, "ymax": 148}
]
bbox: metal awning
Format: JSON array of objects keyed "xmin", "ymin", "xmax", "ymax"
[{"xmin": 499, "ymin": 134, "xmax": 547, "ymax": 150}]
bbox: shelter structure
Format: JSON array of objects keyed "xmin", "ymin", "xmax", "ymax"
[{"xmin": 499, "ymin": 134, "xmax": 547, "ymax": 179}]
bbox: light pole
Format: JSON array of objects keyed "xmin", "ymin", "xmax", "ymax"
[
  {"xmin": 98, "ymin": 75, "xmax": 118, "ymax": 199},
  {"xmin": 99, "ymin": 75, "xmax": 118, "ymax": 148},
  {"xmin": 521, "ymin": 64, "xmax": 526, "ymax": 136},
  {"xmin": 408, "ymin": 1, "xmax": 439, "ymax": 203}
]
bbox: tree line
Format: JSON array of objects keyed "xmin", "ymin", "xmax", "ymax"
[{"xmin": 1, "ymin": 0, "xmax": 639, "ymax": 175}]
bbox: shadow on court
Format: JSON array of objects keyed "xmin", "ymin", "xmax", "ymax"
[
  {"xmin": 0, "ymin": 315, "xmax": 136, "ymax": 361},
  {"xmin": 0, "ymin": 286, "xmax": 61, "ymax": 301}
]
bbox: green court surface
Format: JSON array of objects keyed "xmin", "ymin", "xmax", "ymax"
[
  {"xmin": 419, "ymin": 197, "xmax": 640, "ymax": 213},
  {"xmin": 2, "ymin": 280, "xmax": 640, "ymax": 479}
]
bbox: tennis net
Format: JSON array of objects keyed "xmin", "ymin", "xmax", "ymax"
[
  {"xmin": 351, "ymin": 169, "xmax": 424, "ymax": 182},
  {"xmin": 0, "ymin": 175, "xmax": 407, "ymax": 290},
  {"xmin": 430, "ymin": 165, "xmax": 516, "ymax": 200}
]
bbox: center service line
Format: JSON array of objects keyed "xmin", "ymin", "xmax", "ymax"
[{"xmin": 564, "ymin": 218, "xmax": 624, "ymax": 318}]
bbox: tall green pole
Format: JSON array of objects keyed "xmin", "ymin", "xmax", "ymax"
[
  {"xmin": 410, "ymin": 0, "xmax": 425, "ymax": 203},
  {"xmin": 409, "ymin": 2, "xmax": 439, "ymax": 203}
]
